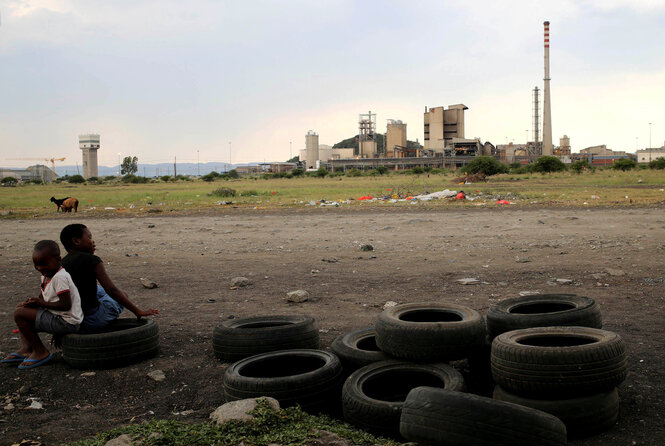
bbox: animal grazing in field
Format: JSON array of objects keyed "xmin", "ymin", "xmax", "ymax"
[{"xmin": 50, "ymin": 196, "xmax": 79, "ymax": 213}]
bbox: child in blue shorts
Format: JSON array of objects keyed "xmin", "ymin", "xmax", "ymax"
[
  {"xmin": 3, "ymin": 240, "xmax": 83, "ymax": 369},
  {"xmin": 59, "ymin": 224, "xmax": 159, "ymax": 329}
]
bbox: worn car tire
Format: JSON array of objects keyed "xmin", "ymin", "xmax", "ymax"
[
  {"xmin": 223, "ymin": 349, "xmax": 343, "ymax": 414},
  {"xmin": 213, "ymin": 315, "xmax": 319, "ymax": 362},
  {"xmin": 493, "ymin": 385, "xmax": 619, "ymax": 438},
  {"xmin": 331, "ymin": 327, "xmax": 392, "ymax": 373},
  {"xmin": 400, "ymin": 387, "xmax": 567, "ymax": 446},
  {"xmin": 342, "ymin": 361, "xmax": 465, "ymax": 437},
  {"xmin": 61, "ymin": 318, "xmax": 159, "ymax": 369},
  {"xmin": 491, "ymin": 326, "xmax": 627, "ymax": 397},
  {"xmin": 486, "ymin": 294, "xmax": 602, "ymax": 339},
  {"xmin": 375, "ymin": 303, "xmax": 485, "ymax": 361}
]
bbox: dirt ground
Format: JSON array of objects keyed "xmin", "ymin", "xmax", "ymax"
[{"xmin": 0, "ymin": 207, "xmax": 664, "ymax": 445}]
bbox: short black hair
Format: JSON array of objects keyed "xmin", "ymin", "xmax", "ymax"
[
  {"xmin": 34, "ymin": 240, "xmax": 60, "ymax": 258},
  {"xmin": 60, "ymin": 223, "xmax": 87, "ymax": 252}
]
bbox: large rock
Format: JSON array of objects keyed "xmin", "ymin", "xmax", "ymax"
[
  {"xmin": 210, "ymin": 397, "xmax": 280, "ymax": 425},
  {"xmin": 286, "ymin": 290, "xmax": 309, "ymax": 303},
  {"xmin": 105, "ymin": 434, "xmax": 133, "ymax": 446},
  {"xmin": 231, "ymin": 277, "xmax": 252, "ymax": 287}
]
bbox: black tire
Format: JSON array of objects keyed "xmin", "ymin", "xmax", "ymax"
[
  {"xmin": 213, "ymin": 315, "xmax": 319, "ymax": 362},
  {"xmin": 222, "ymin": 349, "xmax": 343, "ymax": 414},
  {"xmin": 331, "ymin": 327, "xmax": 392, "ymax": 373},
  {"xmin": 486, "ymin": 294, "xmax": 602, "ymax": 339},
  {"xmin": 61, "ymin": 318, "xmax": 159, "ymax": 369},
  {"xmin": 342, "ymin": 361, "xmax": 465, "ymax": 438},
  {"xmin": 491, "ymin": 326, "xmax": 627, "ymax": 397},
  {"xmin": 493, "ymin": 385, "xmax": 619, "ymax": 438},
  {"xmin": 375, "ymin": 303, "xmax": 485, "ymax": 361},
  {"xmin": 400, "ymin": 387, "xmax": 567, "ymax": 446}
]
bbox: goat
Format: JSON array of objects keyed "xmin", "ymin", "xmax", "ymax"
[
  {"xmin": 61, "ymin": 197, "xmax": 79, "ymax": 213},
  {"xmin": 50, "ymin": 196, "xmax": 71, "ymax": 212}
]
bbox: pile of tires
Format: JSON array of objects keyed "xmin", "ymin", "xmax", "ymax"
[
  {"xmin": 491, "ymin": 326, "xmax": 626, "ymax": 438},
  {"xmin": 334, "ymin": 302, "xmax": 485, "ymax": 437}
]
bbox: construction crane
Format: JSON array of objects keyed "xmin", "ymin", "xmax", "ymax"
[{"xmin": 7, "ymin": 157, "xmax": 66, "ymax": 181}]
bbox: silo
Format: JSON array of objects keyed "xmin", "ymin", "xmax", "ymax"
[
  {"xmin": 305, "ymin": 130, "xmax": 319, "ymax": 169},
  {"xmin": 386, "ymin": 120, "xmax": 407, "ymax": 158}
]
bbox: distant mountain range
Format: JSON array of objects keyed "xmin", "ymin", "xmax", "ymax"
[{"xmin": 53, "ymin": 162, "xmax": 242, "ymax": 178}]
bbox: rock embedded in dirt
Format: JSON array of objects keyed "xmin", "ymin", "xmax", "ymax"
[
  {"xmin": 286, "ymin": 290, "xmax": 310, "ymax": 303},
  {"xmin": 147, "ymin": 370, "xmax": 166, "ymax": 382},
  {"xmin": 231, "ymin": 277, "xmax": 251, "ymax": 287},
  {"xmin": 606, "ymin": 268, "xmax": 625, "ymax": 277},
  {"xmin": 457, "ymin": 278, "xmax": 480, "ymax": 285},
  {"xmin": 360, "ymin": 244, "xmax": 374, "ymax": 251},
  {"xmin": 210, "ymin": 397, "xmax": 280, "ymax": 425},
  {"xmin": 104, "ymin": 434, "xmax": 133, "ymax": 446},
  {"xmin": 383, "ymin": 300, "xmax": 398, "ymax": 309},
  {"xmin": 140, "ymin": 278, "xmax": 158, "ymax": 289}
]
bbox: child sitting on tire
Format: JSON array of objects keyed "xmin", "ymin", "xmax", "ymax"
[
  {"xmin": 3, "ymin": 240, "xmax": 83, "ymax": 369},
  {"xmin": 59, "ymin": 224, "xmax": 159, "ymax": 330}
]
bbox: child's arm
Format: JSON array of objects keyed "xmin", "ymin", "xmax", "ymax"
[
  {"xmin": 94, "ymin": 262, "xmax": 159, "ymax": 318},
  {"xmin": 22, "ymin": 291, "xmax": 72, "ymax": 311}
]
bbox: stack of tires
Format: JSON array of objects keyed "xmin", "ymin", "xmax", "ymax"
[
  {"xmin": 215, "ymin": 315, "xmax": 345, "ymax": 414},
  {"xmin": 336, "ymin": 303, "xmax": 484, "ymax": 437}
]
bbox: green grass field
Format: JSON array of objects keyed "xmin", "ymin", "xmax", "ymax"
[{"xmin": 1, "ymin": 169, "xmax": 664, "ymax": 218}]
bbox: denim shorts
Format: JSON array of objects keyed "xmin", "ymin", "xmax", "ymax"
[
  {"xmin": 35, "ymin": 309, "xmax": 80, "ymax": 334},
  {"xmin": 81, "ymin": 286, "xmax": 125, "ymax": 330}
]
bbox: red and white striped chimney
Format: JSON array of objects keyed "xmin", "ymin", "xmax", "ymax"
[{"xmin": 542, "ymin": 21, "xmax": 553, "ymax": 156}]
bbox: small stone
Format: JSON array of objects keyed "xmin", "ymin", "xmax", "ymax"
[
  {"xmin": 147, "ymin": 369, "xmax": 166, "ymax": 382},
  {"xmin": 286, "ymin": 290, "xmax": 309, "ymax": 303},
  {"xmin": 360, "ymin": 244, "xmax": 374, "ymax": 251},
  {"xmin": 27, "ymin": 400, "xmax": 43, "ymax": 410},
  {"xmin": 4, "ymin": 403, "xmax": 14, "ymax": 410},
  {"xmin": 606, "ymin": 268, "xmax": 625, "ymax": 277},
  {"xmin": 178, "ymin": 410, "xmax": 194, "ymax": 416},
  {"xmin": 140, "ymin": 278, "xmax": 158, "ymax": 289},
  {"xmin": 210, "ymin": 397, "xmax": 280, "ymax": 425},
  {"xmin": 147, "ymin": 224, "xmax": 156, "ymax": 228},
  {"xmin": 383, "ymin": 301, "xmax": 398, "ymax": 309},
  {"xmin": 231, "ymin": 277, "xmax": 251, "ymax": 287},
  {"xmin": 80, "ymin": 372, "xmax": 96, "ymax": 377},
  {"xmin": 105, "ymin": 434, "xmax": 133, "ymax": 446},
  {"xmin": 496, "ymin": 282, "xmax": 508, "ymax": 287},
  {"xmin": 515, "ymin": 257, "xmax": 531, "ymax": 263},
  {"xmin": 311, "ymin": 269, "xmax": 320, "ymax": 274}
]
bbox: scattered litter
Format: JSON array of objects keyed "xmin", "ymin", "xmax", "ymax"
[
  {"xmin": 456, "ymin": 278, "xmax": 481, "ymax": 285},
  {"xmin": 104, "ymin": 207, "xmax": 116, "ymax": 210},
  {"xmin": 555, "ymin": 278, "xmax": 573, "ymax": 284},
  {"xmin": 497, "ymin": 200, "xmax": 511, "ymax": 205},
  {"xmin": 591, "ymin": 195, "xmax": 600, "ymax": 199},
  {"xmin": 413, "ymin": 190, "xmax": 457, "ymax": 200},
  {"xmin": 383, "ymin": 301, "xmax": 398, "ymax": 309},
  {"xmin": 319, "ymin": 201, "xmax": 340, "ymax": 207},
  {"xmin": 80, "ymin": 372, "xmax": 96, "ymax": 377},
  {"xmin": 519, "ymin": 291, "xmax": 540, "ymax": 296},
  {"xmin": 358, "ymin": 196, "xmax": 374, "ymax": 201}
]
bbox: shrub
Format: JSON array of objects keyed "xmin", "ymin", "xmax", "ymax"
[
  {"xmin": 1, "ymin": 177, "xmax": 18, "ymax": 185},
  {"xmin": 67, "ymin": 174, "xmax": 86, "ymax": 184},
  {"xmin": 122, "ymin": 174, "xmax": 149, "ymax": 183},
  {"xmin": 570, "ymin": 160, "xmax": 590, "ymax": 173},
  {"xmin": 648, "ymin": 157, "xmax": 665, "ymax": 169},
  {"xmin": 291, "ymin": 168, "xmax": 304, "ymax": 177},
  {"xmin": 612, "ymin": 158, "xmax": 636, "ymax": 171},
  {"xmin": 86, "ymin": 176, "xmax": 100, "ymax": 184},
  {"xmin": 227, "ymin": 169, "xmax": 240, "ymax": 179},
  {"xmin": 103, "ymin": 175, "xmax": 117, "ymax": 182},
  {"xmin": 314, "ymin": 167, "xmax": 328, "ymax": 178},
  {"xmin": 211, "ymin": 187, "xmax": 236, "ymax": 197},
  {"xmin": 175, "ymin": 175, "xmax": 190, "ymax": 181},
  {"xmin": 509, "ymin": 162, "xmax": 522, "ymax": 171},
  {"xmin": 531, "ymin": 156, "xmax": 567, "ymax": 173},
  {"xmin": 27, "ymin": 178, "xmax": 43, "ymax": 185},
  {"xmin": 160, "ymin": 175, "xmax": 171, "ymax": 182},
  {"xmin": 346, "ymin": 169, "xmax": 362, "ymax": 177},
  {"xmin": 201, "ymin": 172, "xmax": 220, "ymax": 182},
  {"xmin": 463, "ymin": 156, "xmax": 508, "ymax": 176},
  {"xmin": 375, "ymin": 166, "xmax": 388, "ymax": 175},
  {"xmin": 411, "ymin": 166, "xmax": 424, "ymax": 174},
  {"xmin": 329, "ymin": 171, "xmax": 345, "ymax": 177}
]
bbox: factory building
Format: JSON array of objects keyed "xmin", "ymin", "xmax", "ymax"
[
  {"xmin": 0, "ymin": 165, "xmax": 55, "ymax": 182},
  {"xmin": 304, "ymin": 130, "xmax": 319, "ymax": 170},
  {"xmin": 423, "ymin": 104, "xmax": 468, "ymax": 154},
  {"xmin": 79, "ymin": 134, "xmax": 100, "ymax": 178},
  {"xmin": 386, "ymin": 120, "xmax": 407, "ymax": 158},
  {"xmin": 637, "ymin": 146, "xmax": 665, "ymax": 163}
]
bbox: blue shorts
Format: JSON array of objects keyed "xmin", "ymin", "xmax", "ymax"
[{"xmin": 81, "ymin": 286, "xmax": 125, "ymax": 330}]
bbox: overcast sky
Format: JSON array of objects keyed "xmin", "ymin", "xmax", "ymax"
[{"xmin": 1, "ymin": 0, "xmax": 664, "ymax": 167}]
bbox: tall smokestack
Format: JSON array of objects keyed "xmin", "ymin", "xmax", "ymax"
[{"xmin": 542, "ymin": 21, "xmax": 553, "ymax": 155}]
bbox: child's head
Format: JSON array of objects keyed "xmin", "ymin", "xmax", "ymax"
[
  {"xmin": 60, "ymin": 223, "xmax": 95, "ymax": 254},
  {"xmin": 33, "ymin": 240, "xmax": 62, "ymax": 278}
]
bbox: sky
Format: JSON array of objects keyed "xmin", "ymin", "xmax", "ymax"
[{"xmin": 1, "ymin": 0, "xmax": 664, "ymax": 167}]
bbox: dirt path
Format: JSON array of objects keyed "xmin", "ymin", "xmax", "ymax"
[{"xmin": 1, "ymin": 207, "xmax": 664, "ymax": 444}]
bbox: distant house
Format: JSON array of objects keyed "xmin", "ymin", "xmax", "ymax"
[{"xmin": 0, "ymin": 164, "xmax": 55, "ymax": 182}]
